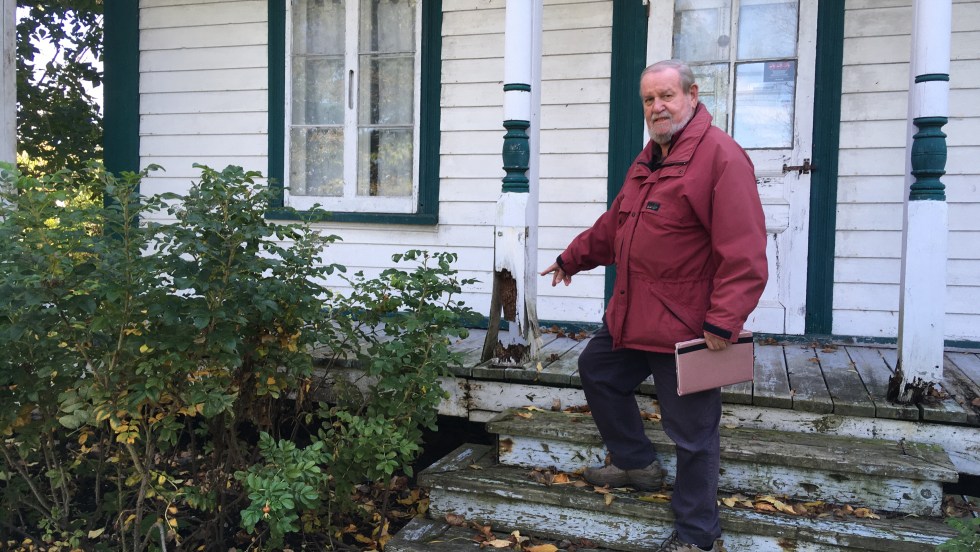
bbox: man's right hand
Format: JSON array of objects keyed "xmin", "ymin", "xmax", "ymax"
[{"xmin": 540, "ymin": 262, "xmax": 572, "ymax": 287}]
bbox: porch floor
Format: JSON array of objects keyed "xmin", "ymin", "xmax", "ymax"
[{"xmin": 447, "ymin": 328, "xmax": 980, "ymax": 427}]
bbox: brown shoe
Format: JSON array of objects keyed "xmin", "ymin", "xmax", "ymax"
[
  {"xmin": 582, "ymin": 460, "xmax": 663, "ymax": 491},
  {"xmin": 655, "ymin": 530, "xmax": 726, "ymax": 552}
]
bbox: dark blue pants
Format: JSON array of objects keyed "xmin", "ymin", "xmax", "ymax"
[{"xmin": 578, "ymin": 324, "xmax": 721, "ymax": 547}]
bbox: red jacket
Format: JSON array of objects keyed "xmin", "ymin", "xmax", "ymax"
[{"xmin": 558, "ymin": 104, "xmax": 768, "ymax": 353}]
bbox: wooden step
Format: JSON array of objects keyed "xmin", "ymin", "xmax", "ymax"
[
  {"xmin": 387, "ymin": 517, "xmax": 612, "ymax": 551},
  {"xmin": 486, "ymin": 409, "xmax": 958, "ymax": 517},
  {"xmin": 419, "ymin": 443, "xmax": 957, "ymax": 552}
]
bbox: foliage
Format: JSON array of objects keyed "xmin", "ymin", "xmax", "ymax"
[
  {"xmin": 0, "ymin": 161, "xmax": 475, "ymax": 550},
  {"xmin": 236, "ymin": 433, "xmax": 328, "ymax": 548},
  {"xmin": 16, "ymin": 0, "xmax": 104, "ymax": 175},
  {"xmin": 938, "ymin": 516, "xmax": 980, "ymax": 551}
]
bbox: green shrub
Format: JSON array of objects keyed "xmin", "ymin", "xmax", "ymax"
[
  {"xmin": 0, "ymin": 162, "xmax": 475, "ymax": 550},
  {"xmin": 938, "ymin": 516, "xmax": 980, "ymax": 551}
]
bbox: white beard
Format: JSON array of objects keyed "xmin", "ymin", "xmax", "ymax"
[{"xmin": 649, "ymin": 108, "xmax": 695, "ymax": 146}]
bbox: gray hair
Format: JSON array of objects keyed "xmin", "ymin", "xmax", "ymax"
[{"xmin": 640, "ymin": 60, "xmax": 697, "ymax": 92}]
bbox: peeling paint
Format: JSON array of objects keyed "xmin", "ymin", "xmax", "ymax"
[{"xmin": 809, "ymin": 415, "xmax": 844, "ymax": 433}]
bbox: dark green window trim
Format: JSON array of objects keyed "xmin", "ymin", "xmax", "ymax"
[
  {"xmin": 604, "ymin": 0, "xmax": 648, "ymax": 304},
  {"xmin": 266, "ymin": 0, "xmax": 442, "ymax": 225},
  {"xmin": 103, "ymin": 1, "xmax": 140, "ymax": 177},
  {"xmin": 804, "ymin": 1, "xmax": 845, "ymax": 335}
]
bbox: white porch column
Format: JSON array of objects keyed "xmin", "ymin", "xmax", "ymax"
[
  {"xmin": 1, "ymin": 0, "xmax": 15, "ymax": 164},
  {"xmin": 481, "ymin": 0, "xmax": 543, "ymax": 365},
  {"xmin": 892, "ymin": 0, "xmax": 952, "ymax": 403}
]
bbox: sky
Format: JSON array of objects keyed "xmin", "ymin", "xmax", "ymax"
[{"xmin": 16, "ymin": 6, "xmax": 103, "ymax": 108}]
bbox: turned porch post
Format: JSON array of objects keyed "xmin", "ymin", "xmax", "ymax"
[
  {"xmin": 481, "ymin": 0, "xmax": 544, "ymax": 365},
  {"xmin": 892, "ymin": 0, "xmax": 952, "ymax": 403}
]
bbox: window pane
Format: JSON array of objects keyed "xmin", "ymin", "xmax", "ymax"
[
  {"xmin": 290, "ymin": 128, "xmax": 344, "ymax": 196},
  {"xmin": 358, "ymin": 56, "xmax": 413, "ymax": 125},
  {"xmin": 692, "ymin": 63, "xmax": 730, "ymax": 133},
  {"xmin": 292, "ymin": 58, "xmax": 344, "ymax": 125},
  {"xmin": 359, "ymin": 0, "xmax": 415, "ymax": 53},
  {"xmin": 292, "ymin": 0, "xmax": 345, "ymax": 55},
  {"xmin": 738, "ymin": 0, "xmax": 798, "ymax": 59},
  {"xmin": 733, "ymin": 61, "xmax": 796, "ymax": 148},
  {"xmin": 357, "ymin": 129, "xmax": 412, "ymax": 197},
  {"xmin": 673, "ymin": 0, "xmax": 732, "ymax": 63}
]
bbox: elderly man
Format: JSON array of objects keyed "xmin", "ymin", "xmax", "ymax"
[{"xmin": 541, "ymin": 59, "xmax": 768, "ymax": 552}]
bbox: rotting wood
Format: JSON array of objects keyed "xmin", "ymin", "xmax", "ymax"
[
  {"xmin": 784, "ymin": 345, "xmax": 834, "ymax": 414},
  {"xmin": 816, "ymin": 346, "xmax": 875, "ymax": 417},
  {"xmin": 487, "ymin": 409, "xmax": 954, "ymax": 515},
  {"xmin": 421, "ymin": 445, "xmax": 956, "ymax": 552},
  {"xmin": 752, "ymin": 343, "xmax": 793, "ymax": 409},
  {"xmin": 846, "ymin": 346, "xmax": 919, "ymax": 420}
]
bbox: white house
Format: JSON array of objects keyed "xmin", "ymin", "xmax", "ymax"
[{"xmin": 100, "ymin": 0, "xmax": 980, "ymax": 356}]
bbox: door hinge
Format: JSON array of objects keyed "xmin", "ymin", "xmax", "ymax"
[{"xmin": 782, "ymin": 158, "xmax": 813, "ymax": 175}]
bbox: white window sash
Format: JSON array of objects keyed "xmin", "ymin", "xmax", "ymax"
[{"xmin": 284, "ymin": 0, "xmax": 422, "ymax": 215}]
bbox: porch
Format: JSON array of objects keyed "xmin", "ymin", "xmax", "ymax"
[
  {"xmin": 443, "ymin": 329, "xmax": 980, "ymax": 428},
  {"xmin": 372, "ymin": 330, "xmax": 980, "ymax": 551},
  {"xmin": 320, "ymin": 328, "xmax": 980, "ymax": 475}
]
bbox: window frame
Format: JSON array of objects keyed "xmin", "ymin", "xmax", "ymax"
[{"xmin": 266, "ymin": 0, "xmax": 442, "ymax": 224}]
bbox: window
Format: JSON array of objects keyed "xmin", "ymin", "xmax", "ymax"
[
  {"xmin": 673, "ymin": 0, "xmax": 799, "ymax": 149},
  {"xmin": 268, "ymin": 0, "xmax": 441, "ymax": 223}
]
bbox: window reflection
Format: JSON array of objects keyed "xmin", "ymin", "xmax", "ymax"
[
  {"xmin": 672, "ymin": 0, "xmax": 799, "ymax": 148},
  {"xmin": 733, "ymin": 61, "xmax": 796, "ymax": 148}
]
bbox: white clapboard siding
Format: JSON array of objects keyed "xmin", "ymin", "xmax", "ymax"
[
  {"xmin": 141, "ymin": 90, "xmax": 268, "ymax": 114},
  {"xmin": 835, "ymin": 176, "xmax": 905, "ymax": 203},
  {"xmin": 439, "ymin": 178, "xmax": 502, "ymax": 203},
  {"xmin": 139, "ymin": 67, "xmax": 268, "ymax": 93},
  {"xmin": 141, "ymin": 23, "xmax": 267, "ymax": 50},
  {"xmin": 138, "ymin": 0, "xmax": 270, "ymax": 215},
  {"xmin": 831, "ymin": 257, "xmax": 980, "ymax": 288},
  {"xmin": 834, "ymin": 282, "xmax": 900, "ymax": 312},
  {"xmin": 835, "ymin": 203, "xmax": 904, "ymax": 231},
  {"xmin": 841, "ymin": 63, "xmax": 909, "ymax": 94},
  {"xmin": 141, "ymin": 1, "xmax": 266, "ymax": 28}
]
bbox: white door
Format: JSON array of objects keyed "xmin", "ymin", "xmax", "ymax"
[{"xmin": 647, "ymin": 0, "xmax": 818, "ymax": 335}]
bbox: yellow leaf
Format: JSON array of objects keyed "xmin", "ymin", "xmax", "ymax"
[
  {"xmin": 527, "ymin": 546, "xmax": 559, "ymax": 552},
  {"xmin": 515, "ymin": 411, "xmax": 533, "ymax": 419},
  {"xmin": 168, "ymin": 506, "xmax": 178, "ymax": 515},
  {"xmin": 722, "ymin": 497, "xmax": 737, "ymax": 507},
  {"xmin": 158, "ymin": 474, "xmax": 166, "ymax": 486},
  {"xmin": 445, "ymin": 514, "xmax": 466, "ymax": 527},
  {"xmin": 638, "ymin": 493, "xmax": 672, "ymax": 503},
  {"xmin": 267, "ymin": 376, "xmax": 277, "ymax": 386},
  {"xmin": 604, "ymin": 493, "xmax": 615, "ymax": 506},
  {"xmin": 78, "ymin": 432, "xmax": 89, "ymax": 445},
  {"xmin": 353, "ymin": 533, "xmax": 374, "ymax": 544},
  {"xmin": 139, "ymin": 344, "xmax": 152, "ymax": 354},
  {"xmin": 551, "ymin": 473, "xmax": 571, "ymax": 484},
  {"xmin": 486, "ymin": 538, "xmax": 512, "ymax": 548},
  {"xmin": 776, "ymin": 502, "xmax": 797, "ymax": 515},
  {"xmin": 168, "ymin": 517, "xmax": 178, "ymax": 528},
  {"xmin": 87, "ymin": 528, "xmax": 105, "ymax": 539},
  {"xmin": 854, "ymin": 508, "xmax": 880, "ymax": 519}
]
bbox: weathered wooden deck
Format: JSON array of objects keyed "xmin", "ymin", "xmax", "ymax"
[{"xmin": 446, "ymin": 329, "xmax": 980, "ymax": 427}]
